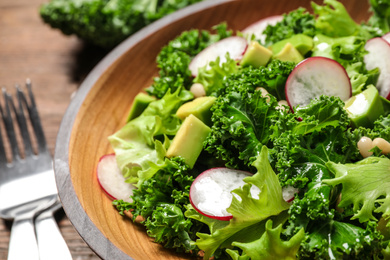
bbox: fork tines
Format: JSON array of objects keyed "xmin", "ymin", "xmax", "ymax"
[{"xmin": 0, "ymin": 80, "xmax": 46, "ymax": 164}]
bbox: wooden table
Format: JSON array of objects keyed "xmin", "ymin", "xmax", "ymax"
[{"xmin": 0, "ymin": 0, "xmax": 109, "ymax": 258}]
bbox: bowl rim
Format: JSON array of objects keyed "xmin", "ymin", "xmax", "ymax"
[{"xmin": 53, "ymin": 0, "xmax": 236, "ymax": 259}]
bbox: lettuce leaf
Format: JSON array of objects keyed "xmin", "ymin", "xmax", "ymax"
[
  {"xmin": 109, "ymin": 88, "xmax": 192, "ymax": 186},
  {"xmin": 312, "ymin": 0, "xmax": 361, "ymax": 37},
  {"xmin": 228, "ymin": 219, "xmax": 305, "ymax": 260},
  {"xmin": 325, "ymin": 156, "xmax": 390, "ymax": 223},
  {"xmin": 191, "ymin": 146, "xmax": 291, "ymax": 259},
  {"xmin": 194, "ymin": 53, "xmax": 238, "ymax": 96}
]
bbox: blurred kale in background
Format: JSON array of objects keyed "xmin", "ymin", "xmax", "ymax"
[{"xmin": 40, "ymin": 0, "xmax": 204, "ymax": 49}]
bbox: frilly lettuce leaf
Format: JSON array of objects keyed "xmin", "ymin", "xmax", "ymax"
[
  {"xmin": 325, "ymin": 156, "xmax": 390, "ymax": 223},
  {"xmin": 194, "ymin": 53, "xmax": 238, "ymax": 97},
  {"xmin": 190, "ymin": 146, "xmax": 291, "ymax": 259},
  {"xmin": 109, "ymin": 88, "xmax": 193, "ymax": 186},
  {"xmin": 228, "ymin": 219, "xmax": 305, "ymax": 260},
  {"xmin": 311, "ymin": 0, "xmax": 362, "ymax": 37}
]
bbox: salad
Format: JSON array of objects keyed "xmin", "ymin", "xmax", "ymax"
[{"xmin": 96, "ymin": 0, "xmax": 390, "ymax": 259}]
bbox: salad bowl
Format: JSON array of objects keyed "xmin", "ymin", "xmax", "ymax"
[{"xmin": 54, "ymin": 0, "xmax": 372, "ymax": 259}]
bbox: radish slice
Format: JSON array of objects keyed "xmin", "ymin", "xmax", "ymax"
[
  {"xmin": 189, "ymin": 167, "xmax": 260, "ymax": 221},
  {"xmin": 282, "ymin": 186, "xmax": 299, "ymax": 203},
  {"xmin": 383, "ymin": 32, "xmax": 390, "ymax": 44},
  {"xmin": 285, "ymin": 57, "xmax": 352, "ymax": 109},
  {"xmin": 97, "ymin": 154, "xmax": 136, "ymax": 203},
  {"xmin": 242, "ymin": 15, "xmax": 283, "ymax": 42},
  {"xmin": 364, "ymin": 37, "xmax": 390, "ymax": 100},
  {"xmin": 189, "ymin": 36, "xmax": 247, "ymax": 77}
]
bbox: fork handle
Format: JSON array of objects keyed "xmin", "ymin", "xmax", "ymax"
[
  {"xmin": 8, "ymin": 213, "xmax": 39, "ymax": 260},
  {"xmin": 35, "ymin": 202, "xmax": 72, "ymax": 260}
]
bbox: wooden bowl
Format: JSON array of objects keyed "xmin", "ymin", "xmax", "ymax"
[{"xmin": 54, "ymin": 0, "xmax": 370, "ymax": 259}]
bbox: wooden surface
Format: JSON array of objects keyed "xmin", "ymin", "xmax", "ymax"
[{"xmin": 0, "ymin": 0, "xmax": 107, "ymax": 259}]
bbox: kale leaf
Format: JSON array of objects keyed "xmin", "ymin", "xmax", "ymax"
[{"xmin": 40, "ymin": 0, "xmax": 204, "ymax": 49}]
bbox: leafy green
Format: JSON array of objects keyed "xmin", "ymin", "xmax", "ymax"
[
  {"xmin": 194, "ymin": 53, "xmax": 238, "ymax": 97},
  {"xmin": 40, "ymin": 0, "xmax": 204, "ymax": 49},
  {"xmin": 146, "ymin": 24, "xmax": 232, "ymax": 98},
  {"xmin": 109, "ymin": 88, "xmax": 192, "ymax": 186},
  {"xmin": 204, "ymin": 83, "xmax": 281, "ymax": 170},
  {"xmin": 367, "ymin": 0, "xmax": 390, "ymax": 36},
  {"xmin": 312, "ymin": 0, "xmax": 363, "ymax": 37},
  {"xmin": 228, "ymin": 220, "xmax": 305, "ymax": 260},
  {"xmin": 263, "ymin": 8, "xmax": 316, "ymax": 46},
  {"xmin": 114, "ymin": 157, "xmax": 204, "ymax": 253},
  {"xmin": 189, "ymin": 146, "xmax": 291, "ymax": 259},
  {"xmin": 325, "ymin": 156, "xmax": 390, "ymax": 223}
]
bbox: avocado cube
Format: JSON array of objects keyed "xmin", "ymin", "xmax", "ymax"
[
  {"xmin": 176, "ymin": 96, "xmax": 216, "ymax": 126},
  {"xmin": 271, "ymin": 34, "xmax": 314, "ymax": 56},
  {"xmin": 126, "ymin": 93, "xmax": 156, "ymax": 121},
  {"xmin": 240, "ymin": 41, "xmax": 272, "ymax": 68},
  {"xmin": 166, "ymin": 114, "xmax": 211, "ymax": 168},
  {"xmin": 344, "ymin": 85, "xmax": 385, "ymax": 128},
  {"xmin": 273, "ymin": 43, "xmax": 304, "ymax": 63}
]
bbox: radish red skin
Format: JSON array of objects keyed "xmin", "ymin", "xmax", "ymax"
[
  {"xmin": 285, "ymin": 57, "xmax": 352, "ymax": 110},
  {"xmin": 189, "ymin": 167, "xmax": 260, "ymax": 221},
  {"xmin": 364, "ymin": 37, "xmax": 390, "ymax": 100},
  {"xmin": 188, "ymin": 36, "xmax": 247, "ymax": 77},
  {"xmin": 383, "ymin": 32, "xmax": 390, "ymax": 44}
]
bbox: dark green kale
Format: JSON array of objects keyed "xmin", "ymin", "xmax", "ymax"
[
  {"xmin": 40, "ymin": 0, "xmax": 204, "ymax": 49},
  {"xmin": 146, "ymin": 24, "xmax": 232, "ymax": 98},
  {"xmin": 263, "ymin": 8, "xmax": 316, "ymax": 46},
  {"xmin": 113, "ymin": 157, "xmax": 204, "ymax": 254}
]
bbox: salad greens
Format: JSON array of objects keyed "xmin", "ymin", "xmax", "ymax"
[
  {"xmin": 40, "ymin": 0, "xmax": 204, "ymax": 49},
  {"xmin": 108, "ymin": 0, "xmax": 390, "ymax": 259}
]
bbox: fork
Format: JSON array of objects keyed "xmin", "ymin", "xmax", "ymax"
[{"xmin": 0, "ymin": 81, "xmax": 70, "ymax": 260}]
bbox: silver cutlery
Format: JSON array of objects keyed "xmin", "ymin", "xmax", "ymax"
[{"xmin": 0, "ymin": 80, "xmax": 71, "ymax": 260}]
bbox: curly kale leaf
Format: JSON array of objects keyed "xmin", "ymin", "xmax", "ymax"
[
  {"xmin": 113, "ymin": 157, "xmax": 203, "ymax": 253},
  {"xmin": 204, "ymin": 85, "xmax": 282, "ymax": 170},
  {"xmin": 146, "ymin": 24, "xmax": 232, "ymax": 98},
  {"xmin": 271, "ymin": 96, "xmax": 353, "ymax": 187},
  {"xmin": 40, "ymin": 0, "xmax": 204, "ymax": 49},
  {"xmin": 298, "ymin": 219, "xmax": 386, "ymax": 259},
  {"xmin": 263, "ymin": 8, "xmax": 316, "ymax": 46}
]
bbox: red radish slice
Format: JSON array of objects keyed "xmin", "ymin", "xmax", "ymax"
[
  {"xmin": 189, "ymin": 167, "xmax": 260, "ymax": 221},
  {"xmin": 364, "ymin": 37, "xmax": 390, "ymax": 100},
  {"xmin": 97, "ymin": 154, "xmax": 136, "ymax": 203},
  {"xmin": 285, "ymin": 57, "xmax": 352, "ymax": 109},
  {"xmin": 189, "ymin": 36, "xmax": 247, "ymax": 77},
  {"xmin": 383, "ymin": 32, "xmax": 390, "ymax": 44},
  {"xmin": 242, "ymin": 15, "xmax": 283, "ymax": 42},
  {"xmin": 282, "ymin": 186, "xmax": 299, "ymax": 203}
]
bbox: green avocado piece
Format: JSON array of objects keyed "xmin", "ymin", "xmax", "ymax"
[
  {"xmin": 126, "ymin": 93, "xmax": 156, "ymax": 121},
  {"xmin": 273, "ymin": 43, "xmax": 304, "ymax": 63},
  {"xmin": 344, "ymin": 85, "xmax": 385, "ymax": 128},
  {"xmin": 176, "ymin": 96, "xmax": 216, "ymax": 126},
  {"xmin": 240, "ymin": 41, "xmax": 272, "ymax": 68},
  {"xmin": 166, "ymin": 114, "xmax": 211, "ymax": 168},
  {"xmin": 271, "ymin": 34, "xmax": 313, "ymax": 56}
]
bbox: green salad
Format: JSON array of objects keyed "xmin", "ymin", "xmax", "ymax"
[{"xmin": 101, "ymin": 0, "xmax": 390, "ymax": 259}]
